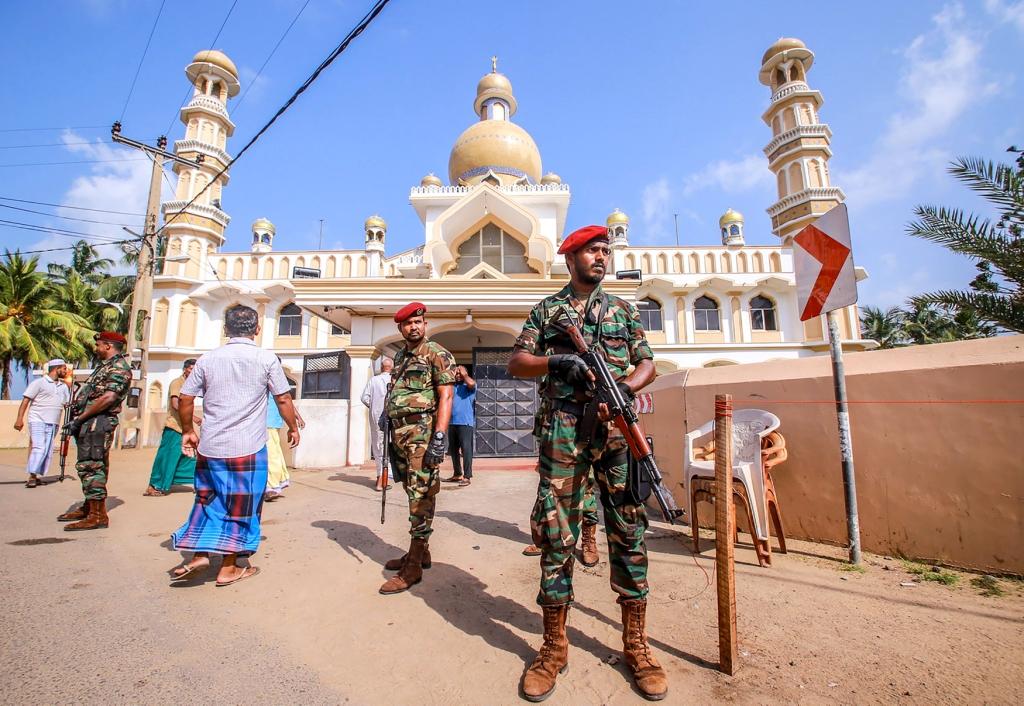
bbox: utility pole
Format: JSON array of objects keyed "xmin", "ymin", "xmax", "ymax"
[
  {"xmin": 673, "ymin": 213, "xmax": 680, "ymax": 247},
  {"xmin": 111, "ymin": 121, "xmax": 202, "ymax": 448},
  {"xmin": 318, "ymin": 218, "xmax": 325, "ymax": 250}
]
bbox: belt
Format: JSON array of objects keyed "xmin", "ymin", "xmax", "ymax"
[
  {"xmin": 392, "ymin": 411, "xmax": 432, "ymax": 426},
  {"xmin": 549, "ymin": 398, "xmax": 589, "ymax": 417}
]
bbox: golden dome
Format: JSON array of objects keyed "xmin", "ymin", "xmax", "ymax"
[
  {"xmin": 540, "ymin": 172, "xmax": 562, "ymax": 185},
  {"xmin": 192, "ymin": 49, "xmax": 239, "ymax": 78},
  {"xmin": 420, "ymin": 173, "xmax": 443, "ymax": 188},
  {"xmin": 448, "ymin": 119, "xmax": 542, "ymax": 185},
  {"xmin": 718, "ymin": 208, "xmax": 744, "ymax": 228},
  {"xmin": 365, "ymin": 214, "xmax": 387, "ymax": 230},
  {"xmin": 474, "ymin": 70, "xmax": 518, "ymax": 117},
  {"xmin": 252, "ymin": 217, "xmax": 275, "ymax": 234},
  {"xmin": 761, "ymin": 38, "xmax": 806, "ymax": 66},
  {"xmin": 606, "ymin": 209, "xmax": 629, "ymax": 226}
]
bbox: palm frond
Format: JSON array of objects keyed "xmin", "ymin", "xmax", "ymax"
[{"xmin": 950, "ymin": 157, "xmax": 1023, "ymax": 213}]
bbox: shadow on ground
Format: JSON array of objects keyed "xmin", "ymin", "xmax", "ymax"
[
  {"xmin": 327, "ymin": 471, "xmax": 378, "ymax": 491},
  {"xmin": 435, "ymin": 509, "xmax": 532, "ymax": 545}
]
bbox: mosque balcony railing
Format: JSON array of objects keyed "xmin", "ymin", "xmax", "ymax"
[
  {"xmin": 174, "ymin": 139, "xmax": 232, "ymax": 166},
  {"xmin": 762, "ymin": 124, "xmax": 832, "ymax": 156},
  {"xmin": 181, "ymin": 95, "xmax": 236, "ymax": 129},
  {"xmin": 161, "ymin": 200, "xmax": 231, "ymax": 227},
  {"xmin": 766, "ymin": 187, "xmax": 845, "ymax": 217},
  {"xmin": 409, "ymin": 183, "xmax": 570, "ymax": 197},
  {"xmin": 770, "ymin": 81, "xmax": 813, "ymax": 103}
]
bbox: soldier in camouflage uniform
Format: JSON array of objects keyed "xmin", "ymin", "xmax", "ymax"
[
  {"xmin": 509, "ymin": 225, "xmax": 668, "ymax": 702},
  {"xmin": 57, "ymin": 331, "xmax": 133, "ymax": 531},
  {"xmin": 379, "ymin": 301, "xmax": 457, "ymax": 595},
  {"xmin": 521, "ymin": 471, "xmax": 599, "ymax": 566}
]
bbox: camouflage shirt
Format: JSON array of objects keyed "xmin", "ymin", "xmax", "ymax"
[
  {"xmin": 386, "ymin": 339, "xmax": 457, "ymax": 420},
  {"xmin": 514, "ymin": 283, "xmax": 653, "ymax": 401},
  {"xmin": 73, "ymin": 352, "xmax": 132, "ymax": 420}
]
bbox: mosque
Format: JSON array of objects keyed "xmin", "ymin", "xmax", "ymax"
[{"xmin": 145, "ymin": 38, "xmax": 872, "ymax": 464}]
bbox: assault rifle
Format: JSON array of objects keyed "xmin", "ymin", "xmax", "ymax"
[
  {"xmin": 553, "ymin": 306, "xmax": 685, "ymax": 525},
  {"xmin": 58, "ymin": 403, "xmax": 74, "ymax": 483},
  {"xmin": 380, "ymin": 410, "xmax": 391, "ymax": 524}
]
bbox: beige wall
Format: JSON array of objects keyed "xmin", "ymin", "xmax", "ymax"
[{"xmin": 643, "ymin": 335, "xmax": 1024, "ymax": 575}]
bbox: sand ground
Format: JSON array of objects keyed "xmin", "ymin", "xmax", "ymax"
[{"xmin": 0, "ymin": 447, "xmax": 1021, "ymax": 705}]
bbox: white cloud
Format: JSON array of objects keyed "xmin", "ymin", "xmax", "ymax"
[
  {"xmin": 839, "ymin": 3, "xmax": 1000, "ymax": 205},
  {"xmin": 682, "ymin": 154, "xmax": 773, "ymax": 196},
  {"xmin": 640, "ymin": 178, "xmax": 672, "ymax": 242},
  {"xmin": 984, "ymin": 0, "xmax": 1024, "ymax": 32}
]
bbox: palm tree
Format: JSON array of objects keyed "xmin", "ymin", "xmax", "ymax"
[
  {"xmin": 47, "ymin": 240, "xmax": 115, "ymax": 287},
  {"xmin": 0, "ymin": 251, "xmax": 95, "ymax": 398},
  {"xmin": 907, "ymin": 152, "xmax": 1023, "ymax": 332},
  {"xmin": 860, "ymin": 305, "xmax": 906, "ymax": 349},
  {"xmin": 901, "ymin": 301, "xmax": 958, "ymax": 345}
]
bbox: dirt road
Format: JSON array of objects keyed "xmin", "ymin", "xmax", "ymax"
[{"xmin": 1, "ymin": 449, "xmax": 1020, "ymax": 705}]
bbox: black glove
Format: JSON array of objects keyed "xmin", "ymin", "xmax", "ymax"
[
  {"xmin": 547, "ymin": 354, "xmax": 591, "ymax": 387},
  {"xmin": 616, "ymin": 381, "xmax": 635, "ymax": 403},
  {"xmin": 423, "ymin": 431, "xmax": 447, "ymax": 467},
  {"xmin": 63, "ymin": 417, "xmax": 83, "ymax": 438}
]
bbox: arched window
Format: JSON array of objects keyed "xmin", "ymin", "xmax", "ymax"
[
  {"xmin": 637, "ymin": 298, "xmax": 663, "ymax": 332},
  {"xmin": 750, "ymin": 295, "xmax": 778, "ymax": 331},
  {"xmin": 694, "ymin": 296, "xmax": 720, "ymax": 332},
  {"xmin": 278, "ymin": 303, "xmax": 302, "ymax": 336},
  {"xmin": 452, "ymin": 223, "xmax": 533, "ymax": 274}
]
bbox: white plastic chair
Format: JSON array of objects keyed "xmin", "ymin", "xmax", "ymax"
[{"xmin": 684, "ymin": 409, "xmax": 780, "ymax": 562}]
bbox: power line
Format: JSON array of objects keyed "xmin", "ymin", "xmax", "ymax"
[
  {"xmin": 0, "ymin": 140, "xmax": 114, "ymax": 150},
  {"xmin": 0, "ymin": 157, "xmax": 149, "ymax": 168},
  {"xmin": 0, "ymin": 203, "xmax": 144, "ymax": 227},
  {"xmin": 2, "ymin": 238, "xmax": 136, "ymax": 257},
  {"xmin": 0, "ymin": 125, "xmax": 108, "ymax": 133},
  {"xmin": 0, "ymin": 218, "xmax": 129, "ymax": 243},
  {"xmin": 232, "ymin": 0, "xmax": 312, "ymax": 113},
  {"xmin": 0, "ymin": 196, "xmax": 146, "ymax": 216},
  {"xmin": 119, "ymin": 0, "xmax": 167, "ymax": 123},
  {"xmin": 163, "ymin": 0, "xmax": 240, "ymax": 136},
  {"xmin": 158, "ymin": 0, "xmax": 392, "ymax": 242}
]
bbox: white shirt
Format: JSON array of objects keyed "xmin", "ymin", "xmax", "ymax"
[
  {"xmin": 360, "ymin": 372, "xmax": 392, "ymax": 424},
  {"xmin": 181, "ymin": 338, "xmax": 291, "ymax": 458},
  {"xmin": 23, "ymin": 376, "xmax": 71, "ymax": 425}
]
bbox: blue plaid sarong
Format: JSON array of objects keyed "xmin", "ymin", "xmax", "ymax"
[{"xmin": 171, "ymin": 446, "xmax": 268, "ymax": 555}]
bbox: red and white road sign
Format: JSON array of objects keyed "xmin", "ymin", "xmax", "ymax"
[
  {"xmin": 634, "ymin": 393, "xmax": 654, "ymax": 414},
  {"xmin": 793, "ymin": 203, "xmax": 857, "ymax": 322}
]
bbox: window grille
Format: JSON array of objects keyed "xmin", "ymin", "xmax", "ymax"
[{"xmin": 301, "ymin": 351, "xmax": 350, "ymax": 400}]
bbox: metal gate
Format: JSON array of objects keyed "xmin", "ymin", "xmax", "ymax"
[{"xmin": 471, "ymin": 347, "xmax": 538, "ymax": 458}]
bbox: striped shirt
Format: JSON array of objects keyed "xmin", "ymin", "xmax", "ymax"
[{"xmin": 181, "ymin": 337, "xmax": 291, "ymax": 458}]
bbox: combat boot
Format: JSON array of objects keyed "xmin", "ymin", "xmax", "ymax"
[
  {"xmin": 521, "ymin": 604, "xmax": 569, "ymax": 702},
  {"xmin": 620, "ymin": 599, "xmax": 668, "ymax": 701},
  {"xmin": 384, "ymin": 544, "xmax": 432, "ymax": 571},
  {"xmin": 64, "ymin": 499, "xmax": 109, "ymax": 532},
  {"xmin": 379, "ymin": 537, "xmax": 427, "ymax": 594},
  {"xmin": 57, "ymin": 502, "xmax": 89, "ymax": 522},
  {"xmin": 579, "ymin": 523, "xmax": 600, "ymax": 567}
]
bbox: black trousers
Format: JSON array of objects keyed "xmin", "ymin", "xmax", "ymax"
[{"xmin": 449, "ymin": 424, "xmax": 474, "ymax": 478}]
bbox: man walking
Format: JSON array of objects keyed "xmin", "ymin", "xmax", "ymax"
[
  {"xmin": 361, "ymin": 356, "xmax": 393, "ymax": 490},
  {"xmin": 379, "ymin": 302, "xmax": 456, "ymax": 595},
  {"xmin": 508, "ymin": 225, "xmax": 667, "ymax": 702},
  {"xmin": 144, "ymin": 358, "xmax": 198, "ymax": 496},
  {"xmin": 57, "ymin": 332, "xmax": 132, "ymax": 531},
  {"xmin": 14, "ymin": 359, "xmax": 71, "ymax": 488},
  {"xmin": 442, "ymin": 365, "xmax": 476, "ymax": 487},
  {"xmin": 168, "ymin": 305, "xmax": 300, "ymax": 587}
]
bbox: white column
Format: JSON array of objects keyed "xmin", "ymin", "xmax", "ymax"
[{"xmin": 345, "ymin": 346, "xmax": 376, "ymax": 466}]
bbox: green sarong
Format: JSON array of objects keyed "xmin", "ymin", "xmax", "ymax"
[{"xmin": 147, "ymin": 427, "xmax": 196, "ymax": 492}]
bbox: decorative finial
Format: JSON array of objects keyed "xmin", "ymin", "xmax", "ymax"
[{"xmin": 491, "ymin": 55, "xmax": 498, "ymax": 73}]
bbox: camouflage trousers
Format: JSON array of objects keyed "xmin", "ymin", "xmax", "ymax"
[
  {"xmin": 389, "ymin": 417, "xmax": 439, "ymax": 539},
  {"xmin": 75, "ymin": 417, "xmax": 116, "ymax": 501},
  {"xmin": 531, "ymin": 408, "xmax": 649, "ymax": 606}
]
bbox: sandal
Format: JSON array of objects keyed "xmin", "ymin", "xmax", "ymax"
[
  {"xmin": 216, "ymin": 566, "xmax": 260, "ymax": 587},
  {"xmin": 441, "ymin": 475, "xmax": 465, "ymax": 483},
  {"xmin": 143, "ymin": 487, "xmax": 167, "ymax": 496},
  {"xmin": 458, "ymin": 478, "xmax": 472, "ymax": 487},
  {"xmin": 26, "ymin": 477, "xmax": 38, "ymax": 488},
  {"xmin": 169, "ymin": 559, "xmax": 210, "ymax": 582}
]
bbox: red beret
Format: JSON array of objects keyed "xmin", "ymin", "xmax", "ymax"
[
  {"xmin": 95, "ymin": 331, "xmax": 127, "ymax": 344},
  {"xmin": 557, "ymin": 225, "xmax": 609, "ymax": 254},
  {"xmin": 394, "ymin": 302, "xmax": 427, "ymax": 323}
]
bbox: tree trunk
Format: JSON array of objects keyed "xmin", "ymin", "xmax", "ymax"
[{"xmin": 1, "ymin": 357, "xmax": 10, "ymax": 401}]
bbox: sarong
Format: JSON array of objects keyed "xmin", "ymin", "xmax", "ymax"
[
  {"xmin": 171, "ymin": 446, "xmax": 268, "ymax": 555},
  {"xmin": 266, "ymin": 428, "xmax": 290, "ymax": 492},
  {"xmin": 26, "ymin": 422, "xmax": 57, "ymax": 476},
  {"xmin": 147, "ymin": 428, "xmax": 196, "ymax": 491}
]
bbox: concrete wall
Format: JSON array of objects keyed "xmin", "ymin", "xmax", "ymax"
[
  {"xmin": 0, "ymin": 402, "xmax": 29, "ymax": 449},
  {"xmin": 643, "ymin": 335, "xmax": 1024, "ymax": 575},
  {"xmin": 291, "ymin": 400, "xmax": 349, "ymax": 469}
]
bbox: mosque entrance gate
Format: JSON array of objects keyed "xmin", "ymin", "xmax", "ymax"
[{"xmin": 470, "ymin": 347, "xmax": 537, "ymax": 458}]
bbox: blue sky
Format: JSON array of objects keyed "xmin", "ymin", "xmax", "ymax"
[{"xmin": 2, "ymin": 0, "xmax": 1022, "ymax": 312}]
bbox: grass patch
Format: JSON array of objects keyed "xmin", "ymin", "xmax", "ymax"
[
  {"xmin": 971, "ymin": 575, "xmax": 1005, "ymax": 597},
  {"xmin": 839, "ymin": 563, "xmax": 866, "ymax": 573},
  {"xmin": 901, "ymin": 560, "xmax": 959, "ymax": 586}
]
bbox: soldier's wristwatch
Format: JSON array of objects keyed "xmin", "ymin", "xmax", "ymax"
[{"xmin": 432, "ymin": 432, "xmax": 444, "ymax": 441}]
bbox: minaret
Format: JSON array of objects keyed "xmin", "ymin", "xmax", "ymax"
[
  {"xmin": 760, "ymin": 38, "xmax": 844, "ymax": 244},
  {"xmin": 719, "ymin": 209, "xmax": 745, "ymax": 246},
  {"xmin": 607, "ymin": 209, "xmax": 630, "ymax": 246},
  {"xmin": 161, "ymin": 50, "xmax": 239, "ymax": 273},
  {"xmin": 364, "ymin": 215, "xmax": 386, "ymax": 276},
  {"xmin": 251, "ymin": 217, "xmax": 275, "ymax": 253}
]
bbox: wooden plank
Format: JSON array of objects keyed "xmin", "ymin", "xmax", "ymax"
[{"xmin": 715, "ymin": 393, "xmax": 739, "ymax": 675}]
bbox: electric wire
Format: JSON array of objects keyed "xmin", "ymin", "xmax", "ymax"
[
  {"xmin": 231, "ymin": 0, "xmax": 312, "ymax": 114},
  {"xmin": 0, "ymin": 203, "xmax": 144, "ymax": 227},
  {"xmin": 2, "ymin": 239, "xmax": 136, "ymax": 257},
  {"xmin": 157, "ymin": 0, "xmax": 392, "ymax": 242},
  {"xmin": 0, "ymin": 125, "xmax": 108, "ymax": 133},
  {"xmin": 0, "ymin": 218, "xmax": 130, "ymax": 243},
  {"xmin": 163, "ymin": 0, "xmax": 240, "ymax": 137},
  {"xmin": 0, "ymin": 140, "xmax": 114, "ymax": 150},
  {"xmin": 0, "ymin": 157, "xmax": 148, "ymax": 168},
  {"xmin": 0, "ymin": 196, "xmax": 146, "ymax": 216},
  {"xmin": 119, "ymin": 0, "xmax": 167, "ymax": 123}
]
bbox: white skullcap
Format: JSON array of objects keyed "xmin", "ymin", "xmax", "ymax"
[{"xmin": 47, "ymin": 359, "xmax": 66, "ymax": 368}]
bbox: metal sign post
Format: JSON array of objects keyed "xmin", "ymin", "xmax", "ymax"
[{"xmin": 793, "ymin": 203, "xmax": 862, "ymax": 564}]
